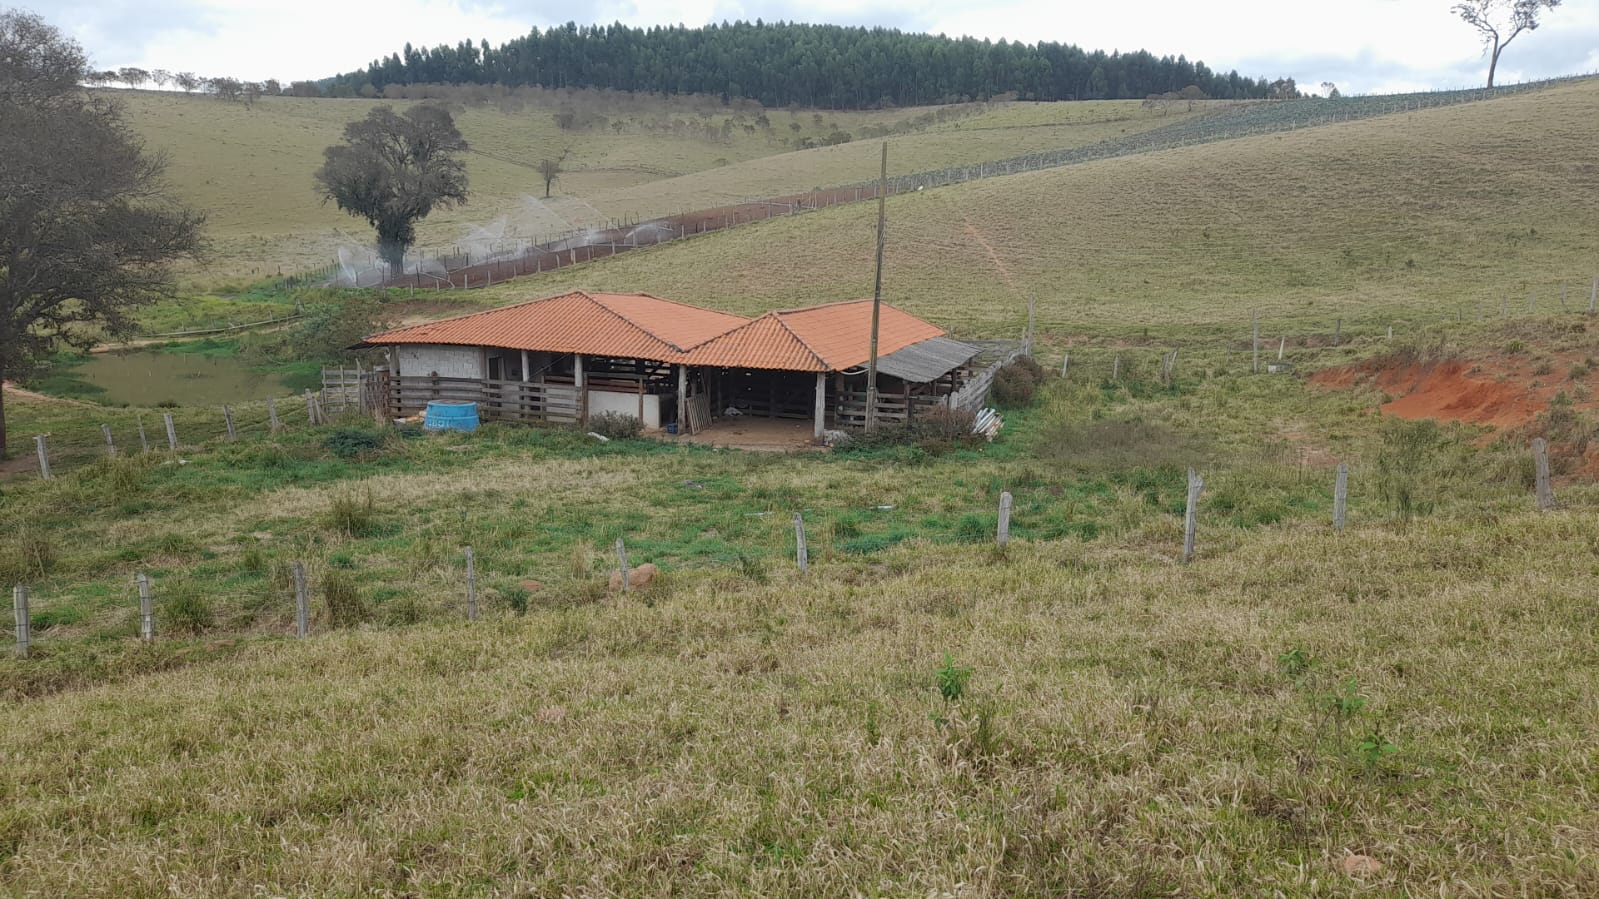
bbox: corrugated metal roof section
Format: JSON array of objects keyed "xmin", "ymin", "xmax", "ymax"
[
  {"xmin": 876, "ymin": 336, "xmax": 980, "ymax": 383},
  {"xmin": 684, "ymin": 300, "xmax": 946, "ymax": 372},
  {"xmin": 362, "ymin": 291, "xmax": 750, "ymax": 361}
]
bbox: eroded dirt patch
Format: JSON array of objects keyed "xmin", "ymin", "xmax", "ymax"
[{"xmin": 1311, "ymin": 356, "xmax": 1594, "ymax": 429}]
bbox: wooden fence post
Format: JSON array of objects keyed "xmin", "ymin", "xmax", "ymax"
[
  {"xmin": 293, "ymin": 561, "xmax": 309, "ymax": 638},
  {"xmin": 136, "ymin": 573, "xmax": 153, "ymax": 641},
  {"xmin": 222, "ymin": 405, "xmax": 237, "ymax": 441},
  {"xmin": 163, "ymin": 413, "xmax": 177, "ymax": 451},
  {"xmin": 1112, "ymin": 355, "xmax": 1120, "ymax": 383},
  {"xmin": 1182, "ymin": 469, "xmax": 1204, "ymax": 563},
  {"xmin": 1334, "ymin": 318, "xmax": 1342, "ymax": 346},
  {"xmin": 1278, "ymin": 337, "xmax": 1286, "ymax": 361},
  {"xmin": 997, "ymin": 491, "xmax": 1013, "ymax": 547},
  {"xmin": 136, "ymin": 413, "xmax": 149, "ymax": 452},
  {"xmin": 34, "ymin": 435, "xmax": 50, "ymax": 480},
  {"xmin": 1252, "ymin": 310, "xmax": 1260, "ymax": 373},
  {"xmin": 464, "ymin": 546, "xmax": 477, "ymax": 621},
  {"xmin": 1533, "ymin": 437, "xmax": 1556, "ymax": 510},
  {"xmin": 13, "ymin": 585, "xmax": 28, "ymax": 659},
  {"xmin": 615, "ymin": 538, "xmax": 630, "ymax": 593},
  {"xmin": 269, "ymin": 397, "xmax": 281, "ymax": 434},
  {"xmin": 305, "ymin": 390, "xmax": 318, "ymax": 425},
  {"xmin": 1334, "ymin": 462, "xmax": 1348, "ymax": 532},
  {"xmin": 102, "ymin": 424, "xmax": 117, "ymax": 456},
  {"xmin": 794, "ymin": 513, "xmax": 808, "ymax": 574},
  {"xmin": 1060, "ymin": 352, "xmax": 1069, "ymax": 378},
  {"xmin": 1590, "ymin": 276, "xmax": 1597, "ymax": 315}
]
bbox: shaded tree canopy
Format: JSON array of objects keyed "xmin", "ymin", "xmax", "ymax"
[
  {"xmin": 331, "ymin": 21, "xmax": 1285, "ymax": 108},
  {"xmin": 314, "ymin": 105, "xmax": 470, "ymax": 271},
  {"xmin": 0, "ymin": 9, "xmax": 205, "ymax": 457},
  {"xmin": 1453, "ymin": 0, "xmax": 1562, "ymax": 88}
]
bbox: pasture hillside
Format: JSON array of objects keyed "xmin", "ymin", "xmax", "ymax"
[
  {"xmin": 5, "ymin": 326, "xmax": 1599, "ymax": 894},
  {"xmin": 459, "ymin": 77, "xmax": 1599, "ymax": 341},
  {"xmin": 6, "ymin": 77, "xmax": 1599, "ymax": 897},
  {"xmin": 118, "ymin": 89, "xmax": 1201, "ymax": 283}
]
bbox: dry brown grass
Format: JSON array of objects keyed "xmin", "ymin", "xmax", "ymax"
[{"xmin": 3, "ymin": 506, "xmax": 1599, "ymax": 894}]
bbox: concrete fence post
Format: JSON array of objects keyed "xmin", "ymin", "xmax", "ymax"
[
  {"xmin": 997, "ymin": 491, "xmax": 1013, "ymax": 547},
  {"xmin": 794, "ymin": 513, "xmax": 808, "ymax": 574},
  {"xmin": 137, "ymin": 573, "xmax": 154, "ymax": 641},
  {"xmin": 1533, "ymin": 438, "xmax": 1556, "ymax": 510},
  {"xmin": 1182, "ymin": 469, "xmax": 1204, "ymax": 563},
  {"xmin": 293, "ymin": 562, "xmax": 309, "ymax": 638},
  {"xmin": 13, "ymin": 585, "xmax": 29, "ymax": 659},
  {"xmin": 615, "ymin": 539, "xmax": 631, "ymax": 593},
  {"xmin": 1334, "ymin": 462, "xmax": 1348, "ymax": 532}
]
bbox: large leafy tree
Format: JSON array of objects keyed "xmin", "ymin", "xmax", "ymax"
[
  {"xmin": 314, "ymin": 105, "xmax": 470, "ymax": 272},
  {"xmin": 0, "ymin": 9, "xmax": 205, "ymax": 458},
  {"xmin": 1453, "ymin": 0, "xmax": 1562, "ymax": 88}
]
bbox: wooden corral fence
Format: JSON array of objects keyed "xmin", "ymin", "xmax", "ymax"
[
  {"xmin": 373, "ymin": 371, "xmax": 581, "ymax": 425},
  {"xmin": 834, "ymin": 391, "xmax": 948, "ymax": 428},
  {"xmin": 947, "ymin": 341, "xmax": 1029, "ymax": 413},
  {"xmin": 321, "ymin": 366, "xmax": 365, "ymax": 412}
]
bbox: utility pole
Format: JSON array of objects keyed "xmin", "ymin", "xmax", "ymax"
[{"xmin": 866, "ymin": 142, "xmax": 888, "ymax": 434}]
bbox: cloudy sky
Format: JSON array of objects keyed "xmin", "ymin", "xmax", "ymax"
[{"xmin": 27, "ymin": 0, "xmax": 1599, "ymax": 96}]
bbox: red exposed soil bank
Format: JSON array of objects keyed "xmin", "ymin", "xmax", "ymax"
[{"xmin": 1311, "ymin": 356, "xmax": 1589, "ymax": 429}]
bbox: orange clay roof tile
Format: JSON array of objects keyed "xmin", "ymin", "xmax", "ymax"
[
  {"xmin": 682, "ymin": 300, "xmax": 945, "ymax": 372},
  {"xmin": 363, "ymin": 292, "xmax": 945, "ymax": 373},
  {"xmin": 362, "ymin": 291, "xmax": 750, "ymax": 359}
]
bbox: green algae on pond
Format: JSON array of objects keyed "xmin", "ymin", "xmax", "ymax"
[{"xmin": 47, "ymin": 348, "xmax": 312, "ymax": 406}]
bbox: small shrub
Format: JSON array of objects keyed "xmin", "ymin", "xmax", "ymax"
[
  {"xmin": 324, "ymin": 485, "xmax": 378, "ymax": 537},
  {"xmin": 322, "ymin": 570, "xmax": 368, "ymax": 628},
  {"xmin": 1375, "ymin": 418, "xmax": 1441, "ymax": 525},
  {"xmin": 954, "ymin": 512, "xmax": 988, "ymax": 543},
  {"xmin": 501, "ymin": 582, "xmax": 530, "ymax": 615},
  {"xmin": 991, "ymin": 362, "xmax": 1038, "ymax": 408},
  {"xmin": 935, "ymin": 652, "xmax": 974, "ymax": 702},
  {"xmin": 588, "ymin": 411, "xmax": 642, "ymax": 439},
  {"xmin": 322, "ymin": 427, "xmax": 388, "ymax": 459},
  {"xmin": 240, "ymin": 547, "xmax": 267, "ymax": 576},
  {"xmin": 1011, "ymin": 354, "xmax": 1045, "ymax": 384},
  {"xmin": 913, "ymin": 405, "xmax": 976, "ymax": 439},
  {"xmin": 164, "ymin": 587, "xmax": 214, "ymax": 635}
]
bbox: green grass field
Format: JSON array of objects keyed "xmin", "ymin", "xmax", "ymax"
[
  {"xmin": 5, "ymin": 79, "xmax": 1599, "ymax": 894},
  {"xmin": 118, "ymin": 88, "xmax": 1202, "ymax": 284}
]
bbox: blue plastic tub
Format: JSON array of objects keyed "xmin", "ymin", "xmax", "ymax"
[{"xmin": 424, "ymin": 401, "xmax": 480, "ymax": 432}]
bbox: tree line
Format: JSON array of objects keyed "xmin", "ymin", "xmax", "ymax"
[
  {"xmin": 329, "ymin": 20, "xmax": 1292, "ymax": 108},
  {"xmin": 83, "ymin": 68, "xmax": 322, "ymax": 102}
]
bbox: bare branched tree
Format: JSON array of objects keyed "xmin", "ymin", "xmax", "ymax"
[
  {"xmin": 1452, "ymin": 0, "xmax": 1562, "ymax": 87},
  {"xmin": 538, "ymin": 149, "xmax": 569, "ymax": 198},
  {"xmin": 149, "ymin": 68, "xmax": 172, "ymax": 90},
  {"xmin": 174, "ymin": 71, "xmax": 200, "ymax": 93},
  {"xmin": 0, "ymin": 11, "xmax": 205, "ymax": 457}
]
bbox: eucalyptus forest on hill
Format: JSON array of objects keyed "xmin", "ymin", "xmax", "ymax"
[{"xmin": 330, "ymin": 20, "xmax": 1290, "ymax": 108}]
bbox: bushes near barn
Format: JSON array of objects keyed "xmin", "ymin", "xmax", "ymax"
[{"xmin": 992, "ymin": 355, "xmax": 1044, "ymax": 407}]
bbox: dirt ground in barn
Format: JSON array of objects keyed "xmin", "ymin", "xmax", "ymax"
[{"xmin": 663, "ymin": 418, "xmax": 826, "ymax": 452}]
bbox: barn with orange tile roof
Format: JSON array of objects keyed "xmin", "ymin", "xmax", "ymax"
[{"xmin": 362, "ymin": 290, "xmax": 987, "ymax": 439}]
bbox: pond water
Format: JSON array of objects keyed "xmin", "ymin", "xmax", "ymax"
[{"xmin": 62, "ymin": 349, "xmax": 306, "ymax": 407}]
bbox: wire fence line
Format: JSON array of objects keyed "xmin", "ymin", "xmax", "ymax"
[
  {"xmin": 303, "ymin": 74, "xmax": 1596, "ymax": 292},
  {"xmin": 18, "ymin": 275, "xmax": 1599, "ymax": 482}
]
